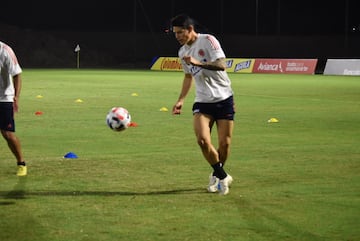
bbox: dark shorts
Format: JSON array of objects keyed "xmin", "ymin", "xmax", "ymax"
[
  {"xmin": 192, "ymin": 96, "xmax": 235, "ymax": 121},
  {"xmin": 0, "ymin": 102, "xmax": 15, "ymax": 132}
]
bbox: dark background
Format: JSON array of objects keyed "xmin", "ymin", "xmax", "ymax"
[{"xmin": 0, "ymin": 0, "xmax": 359, "ymax": 71}]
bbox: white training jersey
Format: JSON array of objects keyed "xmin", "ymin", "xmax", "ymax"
[
  {"xmin": 179, "ymin": 33, "xmax": 233, "ymax": 103},
  {"xmin": 0, "ymin": 41, "xmax": 22, "ymax": 102}
]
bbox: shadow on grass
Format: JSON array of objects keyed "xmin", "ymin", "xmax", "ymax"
[
  {"xmin": 1, "ymin": 177, "xmax": 28, "ymax": 201},
  {"xmin": 1, "ymin": 187, "xmax": 206, "ymax": 201},
  {"xmin": 0, "ymin": 177, "xmax": 206, "ymax": 203},
  {"xmin": 0, "ymin": 201, "xmax": 16, "ymax": 205}
]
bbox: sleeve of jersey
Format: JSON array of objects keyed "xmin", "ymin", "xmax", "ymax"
[
  {"xmin": 4, "ymin": 45, "xmax": 22, "ymax": 76},
  {"xmin": 205, "ymin": 35, "xmax": 226, "ymax": 62}
]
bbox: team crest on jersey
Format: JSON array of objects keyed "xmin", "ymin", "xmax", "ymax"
[{"xmin": 198, "ymin": 49, "xmax": 205, "ymax": 57}]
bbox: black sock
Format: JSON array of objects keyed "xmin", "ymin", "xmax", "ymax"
[
  {"xmin": 211, "ymin": 162, "xmax": 227, "ymax": 179},
  {"xmin": 212, "ymin": 162, "xmax": 223, "ymax": 176},
  {"xmin": 17, "ymin": 161, "xmax": 26, "ymax": 166}
]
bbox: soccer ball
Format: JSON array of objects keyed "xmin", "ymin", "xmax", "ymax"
[{"xmin": 106, "ymin": 107, "xmax": 131, "ymax": 131}]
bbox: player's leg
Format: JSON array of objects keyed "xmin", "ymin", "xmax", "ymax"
[
  {"xmin": 193, "ymin": 113, "xmax": 232, "ymax": 195},
  {"xmin": 1, "ymin": 130, "xmax": 27, "ymax": 176},
  {"xmin": 216, "ymin": 119, "xmax": 234, "ymax": 166},
  {"xmin": 193, "ymin": 113, "xmax": 224, "ymax": 193},
  {"xmin": 0, "ymin": 102, "xmax": 27, "ymax": 176},
  {"xmin": 214, "ymin": 95, "xmax": 235, "ymax": 195},
  {"xmin": 215, "ymin": 119, "xmax": 234, "ymax": 194},
  {"xmin": 1, "ymin": 130, "xmax": 24, "ymax": 163},
  {"xmin": 193, "ymin": 113, "xmax": 218, "ymax": 165},
  {"xmin": 216, "ymin": 95, "xmax": 235, "ymax": 166}
]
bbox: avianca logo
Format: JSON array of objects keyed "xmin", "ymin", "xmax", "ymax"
[{"xmin": 258, "ymin": 62, "xmax": 283, "ymax": 72}]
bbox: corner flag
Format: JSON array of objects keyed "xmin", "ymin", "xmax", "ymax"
[{"xmin": 74, "ymin": 44, "xmax": 80, "ymax": 68}]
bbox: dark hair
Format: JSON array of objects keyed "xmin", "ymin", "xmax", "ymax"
[
  {"xmin": 169, "ymin": 14, "xmax": 211, "ymax": 34},
  {"xmin": 171, "ymin": 14, "xmax": 195, "ymax": 29}
]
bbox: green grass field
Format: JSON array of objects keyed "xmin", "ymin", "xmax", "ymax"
[{"xmin": 0, "ymin": 69, "xmax": 359, "ymax": 241}]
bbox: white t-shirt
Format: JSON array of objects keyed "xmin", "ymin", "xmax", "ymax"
[
  {"xmin": 0, "ymin": 41, "xmax": 22, "ymax": 102},
  {"xmin": 179, "ymin": 33, "xmax": 233, "ymax": 103}
]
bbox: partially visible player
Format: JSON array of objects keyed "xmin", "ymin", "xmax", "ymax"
[
  {"xmin": 0, "ymin": 41, "xmax": 27, "ymax": 176},
  {"xmin": 170, "ymin": 14, "xmax": 235, "ymax": 195}
]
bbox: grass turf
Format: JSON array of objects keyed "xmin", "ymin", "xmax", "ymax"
[{"xmin": 0, "ymin": 69, "xmax": 359, "ymax": 241}]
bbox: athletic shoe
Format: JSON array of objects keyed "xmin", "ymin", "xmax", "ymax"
[
  {"xmin": 17, "ymin": 165, "xmax": 27, "ymax": 176},
  {"xmin": 207, "ymin": 173, "xmax": 219, "ymax": 193},
  {"xmin": 219, "ymin": 174, "xmax": 233, "ymax": 195}
]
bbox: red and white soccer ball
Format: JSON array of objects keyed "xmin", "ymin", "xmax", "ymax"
[{"xmin": 106, "ymin": 107, "xmax": 131, "ymax": 131}]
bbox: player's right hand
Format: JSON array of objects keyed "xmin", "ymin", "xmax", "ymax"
[{"xmin": 172, "ymin": 102, "xmax": 182, "ymax": 115}]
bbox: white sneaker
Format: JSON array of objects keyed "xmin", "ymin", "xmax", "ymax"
[
  {"xmin": 219, "ymin": 174, "xmax": 233, "ymax": 195},
  {"xmin": 207, "ymin": 173, "xmax": 219, "ymax": 193}
]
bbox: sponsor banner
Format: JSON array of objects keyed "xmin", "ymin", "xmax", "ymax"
[
  {"xmin": 253, "ymin": 59, "xmax": 317, "ymax": 74},
  {"xmin": 150, "ymin": 57, "xmax": 255, "ymax": 73},
  {"xmin": 226, "ymin": 58, "xmax": 255, "ymax": 73},
  {"xmin": 323, "ymin": 59, "xmax": 360, "ymax": 76},
  {"xmin": 151, "ymin": 57, "xmax": 182, "ymax": 71}
]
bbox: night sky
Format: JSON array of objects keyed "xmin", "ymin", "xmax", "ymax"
[{"xmin": 1, "ymin": 0, "xmax": 359, "ymax": 35}]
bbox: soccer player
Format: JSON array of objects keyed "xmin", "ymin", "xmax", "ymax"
[
  {"xmin": 171, "ymin": 14, "xmax": 235, "ymax": 195},
  {"xmin": 0, "ymin": 41, "xmax": 27, "ymax": 176}
]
